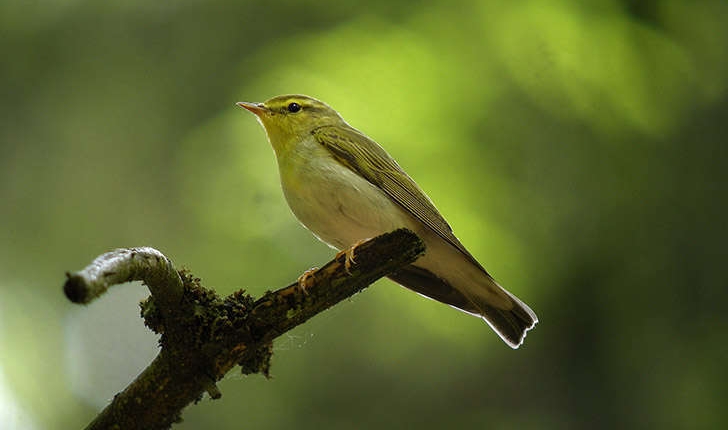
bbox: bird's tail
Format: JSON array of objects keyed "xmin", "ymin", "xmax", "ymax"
[{"xmin": 388, "ymin": 265, "xmax": 537, "ymax": 348}]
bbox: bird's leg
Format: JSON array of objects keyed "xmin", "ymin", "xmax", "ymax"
[
  {"xmin": 335, "ymin": 239, "xmax": 369, "ymax": 274},
  {"xmin": 296, "ymin": 267, "xmax": 318, "ymax": 294}
]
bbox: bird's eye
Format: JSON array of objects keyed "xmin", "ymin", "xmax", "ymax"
[{"xmin": 287, "ymin": 102, "xmax": 301, "ymax": 113}]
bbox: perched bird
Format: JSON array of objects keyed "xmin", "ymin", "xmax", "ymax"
[{"xmin": 237, "ymin": 95, "xmax": 537, "ymax": 348}]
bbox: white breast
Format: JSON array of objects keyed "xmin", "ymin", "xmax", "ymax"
[{"xmin": 276, "ymin": 138, "xmax": 412, "ymax": 250}]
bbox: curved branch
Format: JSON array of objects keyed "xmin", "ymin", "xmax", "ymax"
[
  {"xmin": 66, "ymin": 229, "xmax": 425, "ymax": 430},
  {"xmin": 64, "ymin": 247, "xmax": 183, "ymax": 310}
]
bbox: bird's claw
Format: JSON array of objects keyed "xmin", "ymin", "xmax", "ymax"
[
  {"xmin": 297, "ymin": 267, "xmax": 318, "ymax": 294},
  {"xmin": 336, "ymin": 239, "xmax": 367, "ymax": 274}
]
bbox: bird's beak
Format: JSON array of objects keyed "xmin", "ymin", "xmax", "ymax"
[{"xmin": 236, "ymin": 101, "xmax": 267, "ymax": 116}]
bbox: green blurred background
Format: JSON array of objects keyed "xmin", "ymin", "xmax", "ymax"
[{"xmin": 1, "ymin": 0, "xmax": 727, "ymax": 428}]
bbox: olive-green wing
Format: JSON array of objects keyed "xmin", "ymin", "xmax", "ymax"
[{"xmin": 312, "ymin": 125, "xmax": 484, "ymax": 270}]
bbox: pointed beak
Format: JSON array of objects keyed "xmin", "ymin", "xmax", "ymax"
[{"xmin": 236, "ymin": 101, "xmax": 267, "ymax": 116}]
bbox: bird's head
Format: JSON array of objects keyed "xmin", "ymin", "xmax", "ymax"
[{"xmin": 238, "ymin": 94, "xmax": 344, "ymax": 154}]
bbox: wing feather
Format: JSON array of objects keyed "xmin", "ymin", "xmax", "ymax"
[{"xmin": 312, "ymin": 125, "xmax": 485, "ymax": 271}]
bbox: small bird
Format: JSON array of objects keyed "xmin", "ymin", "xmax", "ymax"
[{"xmin": 238, "ymin": 95, "xmax": 537, "ymax": 348}]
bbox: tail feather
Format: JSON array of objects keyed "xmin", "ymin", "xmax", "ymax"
[{"xmin": 388, "ymin": 265, "xmax": 537, "ymax": 348}]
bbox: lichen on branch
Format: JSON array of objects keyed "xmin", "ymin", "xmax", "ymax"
[{"xmin": 64, "ymin": 229, "xmax": 425, "ymax": 430}]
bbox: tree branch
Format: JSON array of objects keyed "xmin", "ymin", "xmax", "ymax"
[
  {"xmin": 63, "ymin": 229, "xmax": 425, "ymax": 430},
  {"xmin": 64, "ymin": 247, "xmax": 183, "ymax": 317}
]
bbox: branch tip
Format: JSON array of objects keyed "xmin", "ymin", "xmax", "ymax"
[
  {"xmin": 63, "ymin": 272, "xmax": 93, "ymax": 304},
  {"xmin": 205, "ymin": 383, "xmax": 222, "ymax": 400}
]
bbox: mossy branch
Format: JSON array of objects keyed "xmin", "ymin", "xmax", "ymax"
[{"xmin": 63, "ymin": 229, "xmax": 425, "ymax": 430}]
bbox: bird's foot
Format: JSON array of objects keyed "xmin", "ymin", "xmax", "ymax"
[
  {"xmin": 296, "ymin": 267, "xmax": 318, "ymax": 294},
  {"xmin": 336, "ymin": 239, "xmax": 368, "ymax": 274}
]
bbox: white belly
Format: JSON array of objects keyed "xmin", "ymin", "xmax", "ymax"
[{"xmin": 277, "ymin": 141, "xmax": 414, "ymax": 250}]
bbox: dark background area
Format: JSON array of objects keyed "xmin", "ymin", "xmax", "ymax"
[{"xmin": 1, "ymin": 0, "xmax": 726, "ymax": 429}]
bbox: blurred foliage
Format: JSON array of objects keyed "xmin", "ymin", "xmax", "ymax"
[{"xmin": 1, "ymin": 0, "xmax": 727, "ymax": 429}]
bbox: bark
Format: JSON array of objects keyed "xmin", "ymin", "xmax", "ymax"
[{"xmin": 63, "ymin": 229, "xmax": 425, "ymax": 430}]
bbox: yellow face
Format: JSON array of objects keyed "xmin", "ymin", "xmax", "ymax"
[{"xmin": 238, "ymin": 95, "xmax": 345, "ymax": 153}]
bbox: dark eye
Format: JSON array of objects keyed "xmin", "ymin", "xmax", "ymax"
[{"xmin": 287, "ymin": 102, "xmax": 301, "ymax": 113}]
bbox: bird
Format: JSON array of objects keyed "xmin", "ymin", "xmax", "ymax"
[{"xmin": 237, "ymin": 94, "xmax": 537, "ymax": 348}]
